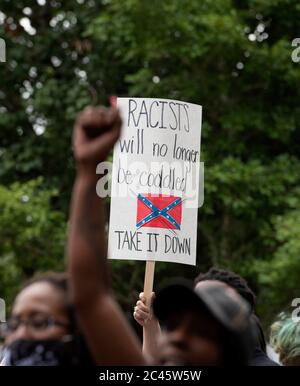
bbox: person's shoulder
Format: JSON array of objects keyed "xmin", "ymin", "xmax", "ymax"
[{"xmin": 248, "ymin": 348, "xmax": 280, "ymax": 366}]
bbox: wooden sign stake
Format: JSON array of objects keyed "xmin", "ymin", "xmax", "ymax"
[{"xmin": 143, "ymin": 260, "xmax": 155, "ymax": 307}]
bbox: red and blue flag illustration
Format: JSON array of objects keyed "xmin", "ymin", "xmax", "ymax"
[{"xmin": 136, "ymin": 193, "xmax": 182, "ymax": 230}]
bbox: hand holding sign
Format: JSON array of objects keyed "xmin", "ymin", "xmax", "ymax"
[
  {"xmin": 133, "ymin": 291, "xmax": 161, "ymax": 360},
  {"xmin": 133, "ymin": 292, "xmax": 156, "ymax": 326}
]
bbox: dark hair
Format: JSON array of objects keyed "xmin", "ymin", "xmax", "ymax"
[
  {"xmin": 21, "ymin": 272, "xmax": 76, "ymax": 333},
  {"xmin": 22, "ymin": 271, "xmax": 68, "ymax": 293},
  {"xmin": 194, "ymin": 267, "xmax": 256, "ymax": 311},
  {"xmin": 19, "ymin": 271, "xmax": 93, "ymax": 365},
  {"xmin": 252, "ymin": 314, "xmax": 267, "ymax": 353}
]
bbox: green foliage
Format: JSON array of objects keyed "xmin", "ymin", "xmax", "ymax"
[
  {"xmin": 0, "ymin": 178, "xmax": 66, "ymax": 307},
  {"xmin": 1, "ymin": 0, "xmax": 300, "ymax": 326},
  {"xmin": 254, "ymin": 208, "xmax": 300, "ymax": 324}
]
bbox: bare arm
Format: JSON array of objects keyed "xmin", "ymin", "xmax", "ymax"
[
  {"xmin": 67, "ymin": 106, "xmax": 145, "ymax": 365},
  {"xmin": 134, "ymin": 292, "xmax": 161, "ymax": 360}
]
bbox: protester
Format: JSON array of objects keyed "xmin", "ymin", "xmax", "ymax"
[
  {"xmin": 67, "ymin": 105, "xmax": 144, "ymax": 365},
  {"xmin": 152, "ymin": 279, "xmax": 254, "ymax": 365},
  {"xmin": 0, "ymin": 272, "xmax": 92, "ymax": 366},
  {"xmin": 134, "ymin": 267, "xmax": 279, "ymax": 366},
  {"xmin": 67, "ymin": 105, "xmax": 255, "ymax": 365},
  {"xmin": 195, "ymin": 268, "xmax": 278, "ymax": 366},
  {"xmin": 270, "ymin": 313, "xmax": 300, "ymax": 366}
]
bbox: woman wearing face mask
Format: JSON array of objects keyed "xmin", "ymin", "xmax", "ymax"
[{"xmin": 0, "ymin": 272, "xmax": 93, "ymax": 366}]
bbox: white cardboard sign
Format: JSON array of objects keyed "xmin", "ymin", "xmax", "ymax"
[{"xmin": 108, "ymin": 97, "xmax": 202, "ymax": 265}]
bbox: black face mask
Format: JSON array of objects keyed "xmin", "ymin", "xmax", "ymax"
[{"xmin": 3, "ymin": 337, "xmax": 93, "ymax": 366}]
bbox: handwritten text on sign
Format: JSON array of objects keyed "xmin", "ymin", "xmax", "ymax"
[{"xmin": 108, "ymin": 98, "xmax": 202, "ymax": 265}]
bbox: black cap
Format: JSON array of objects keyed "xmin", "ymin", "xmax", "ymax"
[{"xmin": 153, "ymin": 280, "xmax": 255, "ymax": 364}]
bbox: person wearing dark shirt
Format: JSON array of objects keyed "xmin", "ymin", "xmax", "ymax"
[{"xmin": 134, "ymin": 267, "xmax": 279, "ymax": 366}]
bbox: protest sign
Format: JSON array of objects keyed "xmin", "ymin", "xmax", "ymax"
[{"xmin": 108, "ymin": 97, "xmax": 202, "ymax": 266}]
